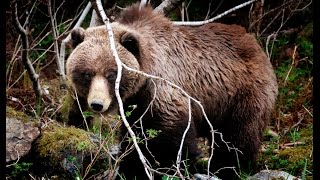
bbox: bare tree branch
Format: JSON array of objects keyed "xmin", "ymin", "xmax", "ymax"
[
  {"xmin": 6, "ymin": 1, "xmax": 38, "ymax": 89},
  {"xmin": 94, "ymin": 0, "xmax": 154, "ymax": 179},
  {"xmin": 154, "ymin": 0, "xmax": 185, "ymax": 15},
  {"xmin": 90, "ymin": 0, "xmax": 103, "ymax": 21},
  {"xmin": 173, "ymin": 0, "xmax": 256, "ymax": 26},
  {"xmin": 248, "ymin": 0, "xmax": 264, "ymax": 34},
  {"xmin": 59, "ymin": 2, "xmax": 92, "ymax": 83},
  {"xmin": 12, "ymin": 1, "xmax": 42, "ymax": 99},
  {"xmin": 140, "ymin": 0, "xmax": 149, "ymax": 9},
  {"xmin": 48, "ymin": 0, "xmax": 63, "ymax": 84},
  {"xmin": 175, "ymin": 97, "xmax": 192, "ymax": 179},
  {"xmin": 89, "ymin": 10, "xmax": 101, "ymax": 27}
]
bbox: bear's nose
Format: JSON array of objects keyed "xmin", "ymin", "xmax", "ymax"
[{"xmin": 90, "ymin": 101, "xmax": 104, "ymax": 112}]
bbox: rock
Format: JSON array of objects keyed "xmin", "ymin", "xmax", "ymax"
[
  {"xmin": 194, "ymin": 173, "xmax": 221, "ymax": 180},
  {"xmin": 6, "ymin": 117, "xmax": 40, "ymax": 162},
  {"xmin": 247, "ymin": 170, "xmax": 301, "ymax": 180},
  {"xmin": 194, "ymin": 170, "xmax": 300, "ymax": 180}
]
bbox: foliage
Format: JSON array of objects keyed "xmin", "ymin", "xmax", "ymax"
[
  {"xmin": 10, "ymin": 162, "xmax": 33, "ymax": 178},
  {"xmin": 271, "ymin": 26, "xmax": 312, "ymax": 114},
  {"xmin": 146, "ymin": 129, "xmax": 162, "ymax": 139},
  {"xmin": 161, "ymin": 175, "xmax": 180, "ymax": 180},
  {"xmin": 83, "ymin": 111, "xmax": 94, "ymax": 119},
  {"xmin": 260, "ymin": 24, "xmax": 313, "ymax": 178},
  {"xmin": 259, "ymin": 126, "xmax": 313, "ymax": 179}
]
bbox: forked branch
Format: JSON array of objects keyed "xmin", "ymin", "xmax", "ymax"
[{"xmin": 12, "ymin": 1, "xmax": 42, "ymax": 99}]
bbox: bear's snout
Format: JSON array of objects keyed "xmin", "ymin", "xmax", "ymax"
[{"xmin": 87, "ymin": 76, "xmax": 112, "ymax": 113}]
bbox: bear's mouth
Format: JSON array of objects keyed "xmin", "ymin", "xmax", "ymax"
[{"xmin": 87, "ymin": 97, "xmax": 111, "ymax": 113}]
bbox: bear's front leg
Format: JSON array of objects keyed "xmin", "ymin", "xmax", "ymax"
[{"xmin": 117, "ymin": 104, "xmax": 201, "ymax": 179}]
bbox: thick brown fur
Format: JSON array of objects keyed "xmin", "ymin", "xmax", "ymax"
[{"xmin": 66, "ymin": 3, "xmax": 278, "ymax": 179}]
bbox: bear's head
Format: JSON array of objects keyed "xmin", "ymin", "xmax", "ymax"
[{"xmin": 66, "ymin": 24, "xmax": 147, "ymax": 113}]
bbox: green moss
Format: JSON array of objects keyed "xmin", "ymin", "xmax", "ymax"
[
  {"xmin": 299, "ymin": 125, "xmax": 313, "ymax": 143},
  {"xmin": 297, "ymin": 36, "xmax": 313, "ymax": 59},
  {"xmin": 6, "ymin": 106, "xmax": 34, "ymax": 122},
  {"xmin": 58, "ymin": 92, "xmax": 75, "ymax": 123},
  {"xmin": 38, "ymin": 125, "xmax": 96, "ymax": 161},
  {"xmin": 299, "ymin": 23, "xmax": 313, "ymax": 39},
  {"xmin": 277, "ymin": 146, "xmax": 312, "ymax": 177},
  {"xmin": 259, "ymin": 126, "xmax": 313, "ymax": 178},
  {"xmin": 90, "ymin": 113, "xmax": 121, "ymax": 146}
]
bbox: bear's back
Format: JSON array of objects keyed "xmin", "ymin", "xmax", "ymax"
[{"xmin": 113, "ymin": 4, "xmax": 277, "ymax": 116}]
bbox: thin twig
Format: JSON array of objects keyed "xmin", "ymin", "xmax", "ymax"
[
  {"xmin": 173, "ymin": 0, "xmax": 256, "ymax": 26},
  {"xmin": 204, "ymin": 0, "xmax": 213, "ymax": 20},
  {"xmin": 175, "ymin": 97, "xmax": 192, "ymax": 179},
  {"xmin": 48, "ymin": 0, "xmax": 63, "ymax": 83},
  {"xmin": 249, "ymin": 0, "xmax": 295, "ymax": 32},
  {"xmin": 73, "ymin": 89, "xmax": 90, "ymax": 131},
  {"xmin": 6, "ymin": 144, "xmax": 21, "ymax": 168},
  {"xmin": 7, "ymin": 43, "xmax": 54, "ymax": 92},
  {"xmin": 302, "ymin": 105, "xmax": 313, "ymax": 117},
  {"xmin": 284, "ymin": 45, "xmax": 297, "ymax": 85}
]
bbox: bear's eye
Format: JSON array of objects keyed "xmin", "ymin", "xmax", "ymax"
[
  {"xmin": 106, "ymin": 71, "xmax": 117, "ymax": 81},
  {"xmin": 83, "ymin": 72, "xmax": 92, "ymax": 80}
]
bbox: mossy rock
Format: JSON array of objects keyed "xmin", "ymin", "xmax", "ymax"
[
  {"xmin": 58, "ymin": 90, "xmax": 121, "ymax": 135},
  {"xmin": 6, "ymin": 106, "xmax": 34, "ymax": 123},
  {"xmin": 38, "ymin": 124, "xmax": 97, "ymax": 161}
]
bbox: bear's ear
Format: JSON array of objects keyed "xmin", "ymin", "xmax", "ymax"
[
  {"xmin": 120, "ymin": 32, "xmax": 141, "ymax": 60},
  {"xmin": 70, "ymin": 27, "xmax": 85, "ymax": 48}
]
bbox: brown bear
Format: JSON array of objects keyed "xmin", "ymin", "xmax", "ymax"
[{"xmin": 66, "ymin": 3, "xmax": 278, "ymax": 180}]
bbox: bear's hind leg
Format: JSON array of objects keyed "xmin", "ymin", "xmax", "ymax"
[{"xmin": 209, "ymin": 121, "xmax": 262, "ymax": 179}]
